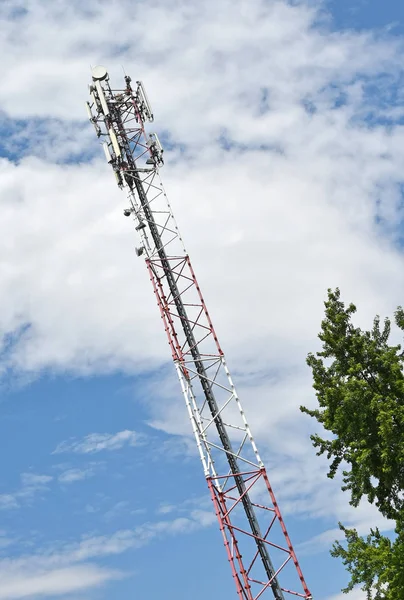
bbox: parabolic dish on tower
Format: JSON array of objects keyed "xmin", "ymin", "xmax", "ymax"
[{"xmin": 91, "ymin": 65, "xmax": 108, "ymax": 81}]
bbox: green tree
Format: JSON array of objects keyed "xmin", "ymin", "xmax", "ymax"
[
  {"xmin": 329, "ymin": 520, "xmax": 404, "ymax": 599},
  {"xmin": 301, "ymin": 288, "xmax": 404, "ymax": 598}
]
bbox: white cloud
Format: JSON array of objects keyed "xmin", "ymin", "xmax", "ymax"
[
  {"xmin": 1, "ymin": 0, "xmax": 404, "ymax": 380},
  {"xmin": 155, "ymin": 496, "xmax": 217, "ymax": 527},
  {"xmin": 296, "ymin": 497, "xmax": 395, "ymax": 556},
  {"xmin": 53, "ymin": 430, "xmax": 141, "ymax": 454},
  {"xmin": 20, "ymin": 474, "xmax": 53, "ymax": 488},
  {"xmin": 103, "ymin": 501, "xmax": 129, "ymax": 521},
  {"xmin": 326, "ymin": 589, "xmax": 366, "ymax": 600},
  {"xmin": 58, "ymin": 468, "xmax": 94, "ymax": 484},
  {"xmin": 0, "ymin": 473, "xmax": 53, "ymax": 511},
  {"xmin": 157, "ymin": 504, "xmax": 176, "ymax": 515},
  {"xmin": 0, "ymin": 565, "xmax": 120, "ymax": 599},
  {"xmin": 189, "ymin": 509, "xmax": 217, "ymax": 528},
  {"xmin": 0, "ymin": 515, "xmax": 208, "ymax": 598},
  {"xmin": 0, "ymin": 495, "xmax": 19, "ymax": 510}
]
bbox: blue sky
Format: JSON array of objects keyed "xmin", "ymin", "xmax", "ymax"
[
  {"xmin": 328, "ymin": 0, "xmax": 404, "ymax": 34},
  {"xmin": 0, "ymin": 1, "xmax": 404, "ymax": 599}
]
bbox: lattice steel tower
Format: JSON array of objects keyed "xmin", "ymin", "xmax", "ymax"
[{"xmin": 86, "ymin": 66, "xmax": 312, "ymax": 600}]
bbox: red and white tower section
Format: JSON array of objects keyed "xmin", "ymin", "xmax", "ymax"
[{"xmin": 86, "ymin": 65, "xmax": 312, "ymax": 600}]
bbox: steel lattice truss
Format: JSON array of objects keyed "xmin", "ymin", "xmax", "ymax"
[{"xmin": 86, "ymin": 66, "xmax": 312, "ymax": 600}]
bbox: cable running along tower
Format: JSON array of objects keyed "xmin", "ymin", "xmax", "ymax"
[{"xmin": 86, "ymin": 66, "xmax": 312, "ymax": 600}]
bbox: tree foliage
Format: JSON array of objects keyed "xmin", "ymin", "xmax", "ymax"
[
  {"xmin": 301, "ymin": 288, "xmax": 404, "ymax": 597},
  {"xmin": 330, "ymin": 521, "xmax": 404, "ymax": 599}
]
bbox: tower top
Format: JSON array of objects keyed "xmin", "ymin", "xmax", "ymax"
[{"xmin": 91, "ymin": 65, "xmax": 108, "ymax": 81}]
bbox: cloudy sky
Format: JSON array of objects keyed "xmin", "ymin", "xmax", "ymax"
[{"xmin": 0, "ymin": 0, "xmax": 403, "ymax": 599}]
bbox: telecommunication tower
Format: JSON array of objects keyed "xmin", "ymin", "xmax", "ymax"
[{"xmin": 86, "ymin": 65, "xmax": 312, "ymax": 600}]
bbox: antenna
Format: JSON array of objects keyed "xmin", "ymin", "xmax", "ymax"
[{"xmin": 136, "ymin": 80, "xmax": 154, "ymax": 122}]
